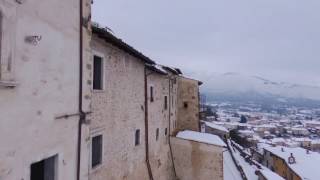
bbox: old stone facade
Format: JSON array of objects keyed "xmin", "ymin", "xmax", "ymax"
[
  {"xmin": 146, "ymin": 67, "xmax": 175, "ymax": 180},
  {"xmin": 0, "ymin": 0, "xmax": 91, "ymax": 180},
  {"xmin": 0, "ymin": 1, "xmax": 225, "ymax": 180},
  {"xmin": 89, "ymin": 29, "xmax": 150, "ymax": 180},
  {"xmin": 171, "ymin": 137, "xmax": 224, "ymax": 180},
  {"xmin": 176, "ymin": 77, "xmax": 202, "ymax": 134}
]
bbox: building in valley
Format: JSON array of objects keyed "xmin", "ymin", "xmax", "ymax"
[
  {"xmin": 263, "ymin": 146, "xmax": 320, "ymax": 180},
  {"xmin": 0, "ymin": 0, "xmax": 92, "ymax": 180}
]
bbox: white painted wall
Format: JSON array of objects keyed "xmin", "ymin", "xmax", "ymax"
[{"xmin": 0, "ymin": 0, "xmax": 91, "ymax": 179}]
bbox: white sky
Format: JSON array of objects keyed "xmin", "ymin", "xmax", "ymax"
[{"xmin": 92, "ymin": 0, "xmax": 320, "ymax": 86}]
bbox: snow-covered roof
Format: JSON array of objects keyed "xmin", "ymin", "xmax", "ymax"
[
  {"xmin": 256, "ymin": 124, "xmax": 277, "ymax": 128},
  {"xmin": 259, "ymin": 168, "xmax": 285, "ymax": 180},
  {"xmin": 176, "ymin": 130, "xmax": 226, "ymax": 147},
  {"xmin": 292, "ymin": 137, "xmax": 311, "ymax": 142},
  {"xmin": 264, "ymin": 146, "xmax": 320, "ymax": 180},
  {"xmin": 238, "ymin": 130, "xmax": 255, "ymax": 135},
  {"xmin": 204, "ymin": 122, "xmax": 229, "ymax": 133},
  {"xmin": 271, "ymin": 138, "xmax": 285, "ymax": 143},
  {"xmin": 311, "ymin": 139, "xmax": 320, "ymax": 145},
  {"xmin": 223, "ymin": 151, "xmax": 242, "ymax": 180}
]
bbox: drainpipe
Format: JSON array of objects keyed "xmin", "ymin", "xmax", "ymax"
[
  {"xmin": 167, "ymin": 77, "xmax": 177, "ymax": 178},
  {"xmin": 144, "ymin": 66, "xmax": 154, "ymax": 180},
  {"xmin": 77, "ymin": 0, "xmax": 85, "ymax": 179}
]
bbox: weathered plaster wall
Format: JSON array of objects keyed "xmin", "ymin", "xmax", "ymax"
[
  {"xmin": 176, "ymin": 77, "xmax": 200, "ymax": 133},
  {"xmin": 0, "ymin": 0, "xmax": 91, "ymax": 180},
  {"xmin": 147, "ymin": 71, "xmax": 175, "ymax": 180},
  {"xmin": 170, "ymin": 137, "xmax": 224, "ymax": 180},
  {"xmin": 168, "ymin": 75, "xmax": 178, "ymax": 136},
  {"xmin": 90, "ymin": 35, "xmax": 149, "ymax": 180}
]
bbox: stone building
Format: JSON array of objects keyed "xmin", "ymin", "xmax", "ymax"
[
  {"xmin": 146, "ymin": 64, "xmax": 176, "ymax": 180},
  {"xmin": 0, "ymin": 1, "xmax": 222, "ymax": 180},
  {"xmin": 89, "ymin": 25, "xmax": 153, "ymax": 180},
  {"xmin": 89, "ymin": 24, "xmax": 207, "ymax": 180},
  {"xmin": 0, "ymin": 0, "xmax": 92, "ymax": 180},
  {"xmin": 263, "ymin": 146, "xmax": 320, "ymax": 180},
  {"xmin": 176, "ymin": 77, "xmax": 202, "ymax": 134}
]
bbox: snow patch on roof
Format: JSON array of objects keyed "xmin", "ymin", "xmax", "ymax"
[
  {"xmin": 205, "ymin": 121, "xmax": 229, "ymax": 132},
  {"xmin": 264, "ymin": 146, "xmax": 320, "ymax": 180},
  {"xmin": 176, "ymin": 130, "xmax": 226, "ymax": 147},
  {"xmin": 259, "ymin": 168, "xmax": 285, "ymax": 180}
]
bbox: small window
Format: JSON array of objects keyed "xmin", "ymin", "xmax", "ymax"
[
  {"xmin": 165, "ymin": 128, "xmax": 168, "ymax": 136},
  {"xmin": 150, "ymin": 86, "xmax": 154, "ymax": 102},
  {"xmin": 135, "ymin": 129, "xmax": 140, "ymax": 146},
  {"xmin": 92, "ymin": 135, "xmax": 103, "ymax": 168},
  {"xmin": 93, "ymin": 55, "xmax": 104, "ymax": 90},
  {"xmin": 31, "ymin": 155, "xmax": 57, "ymax": 180},
  {"xmin": 164, "ymin": 96, "xmax": 168, "ymax": 110},
  {"xmin": 156, "ymin": 128, "xmax": 159, "ymax": 141},
  {"xmin": 184, "ymin": 102, "xmax": 188, "ymax": 108}
]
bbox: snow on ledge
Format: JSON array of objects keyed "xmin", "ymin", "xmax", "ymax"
[
  {"xmin": 176, "ymin": 130, "xmax": 226, "ymax": 147},
  {"xmin": 259, "ymin": 169, "xmax": 285, "ymax": 180},
  {"xmin": 204, "ymin": 121, "xmax": 229, "ymax": 132}
]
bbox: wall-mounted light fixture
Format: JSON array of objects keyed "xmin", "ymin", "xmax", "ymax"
[{"xmin": 25, "ymin": 35, "xmax": 42, "ymax": 45}]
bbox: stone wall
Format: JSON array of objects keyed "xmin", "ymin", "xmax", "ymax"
[
  {"xmin": 176, "ymin": 77, "xmax": 201, "ymax": 133},
  {"xmin": 147, "ymin": 71, "xmax": 175, "ymax": 180},
  {"xmin": 170, "ymin": 137, "xmax": 224, "ymax": 180},
  {"xmin": 90, "ymin": 34, "xmax": 149, "ymax": 180}
]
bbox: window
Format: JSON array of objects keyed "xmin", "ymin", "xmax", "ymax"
[
  {"xmin": 150, "ymin": 86, "xmax": 154, "ymax": 102},
  {"xmin": 165, "ymin": 128, "xmax": 168, "ymax": 136},
  {"xmin": 93, "ymin": 55, "xmax": 104, "ymax": 90},
  {"xmin": 156, "ymin": 128, "xmax": 159, "ymax": 141},
  {"xmin": 31, "ymin": 155, "xmax": 57, "ymax": 180},
  {"xmin": 184, "ymin": 102, "xmax": 188, "ymax": 108},
  {"xmin": 135, "ymin": 129, "xmax": 140, "ymax": 146},
  {"xmin": 92, "ymin": 135, "xmax": 103, "ymax": 168},
  {"xmin": 164, "ymin": 96, "xmax": 168, "ymax": 110}
]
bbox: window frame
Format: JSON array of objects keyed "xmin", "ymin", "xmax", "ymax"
[
  {"xmin": 156, "ymin": 128, "xmax": 159, "ymax": 141},
  {"xmin": 91, "ymin": 134, "xmax": 103, "ymax": 170},
  {"xmin": 135, "ymin": 129, "xmax": 140, "ymax": 146},
  {"xmin": 30, "ymin": 154, "xmax": 58, "ymax": 180},
  {"xmin": 92, "ymin": 51, "xmax": 105, "ymax": 91},
  {"xmin": 150, "ymin": 85, "xmax": 154, "ymax": 102},
  {"xmin": 164, "ymin": 95, "xmax": 168, "ymax": 110}
]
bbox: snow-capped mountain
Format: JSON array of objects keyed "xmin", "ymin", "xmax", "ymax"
[{"xmin": 186, "ymin": 72, "xmax": 320, "ymax": 107}]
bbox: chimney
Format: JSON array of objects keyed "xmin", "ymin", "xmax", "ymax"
[
  {"xmin": 281, "ymin": 147, "xmax": 285, "ymax": 152},
  {"xmin": 288, "ymin": 153, "xmax": 296, "ymax": 164}
]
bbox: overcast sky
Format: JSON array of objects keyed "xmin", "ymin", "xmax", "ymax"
[{"xmin": 93, "ymin": 0, "xmax": 320, "ymax": 86}]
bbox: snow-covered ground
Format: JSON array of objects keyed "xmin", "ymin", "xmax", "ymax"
[
  {"xmin": 229, "ymin": 141, "xmax": 284, "ymax": 180},
  {"xmin": 223, "ymin": 150, "xmax": 242, "ymax": 180}
]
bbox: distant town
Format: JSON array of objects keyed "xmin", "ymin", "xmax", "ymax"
[{"xmin": 201, "ymin": 100, "xmax": 320, "ymax": 180}]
